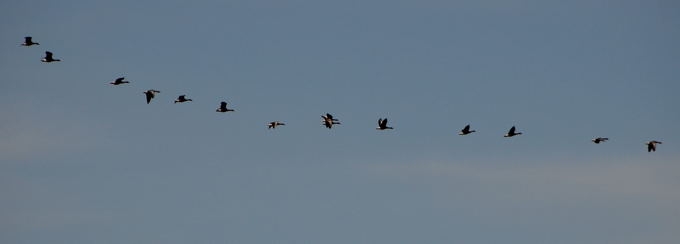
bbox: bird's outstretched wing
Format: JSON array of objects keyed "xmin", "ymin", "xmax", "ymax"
[{"xmin": 145, "ymin": 92, "xmax": 153, "ymax": 104}]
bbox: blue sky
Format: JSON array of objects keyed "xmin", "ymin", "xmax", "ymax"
[{"xmin": 1, "ymin": 0, "xmax": 679, "ymax": 243}]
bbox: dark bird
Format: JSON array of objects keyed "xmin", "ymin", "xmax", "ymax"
[
  {"xmin": 21, "ymin": 36, "xmax": 39, "ymax": 46},
  {"xmin": 41, "ymin": 51, "xmax": 60, "ymax": 62},
  {"xmin": 216, "ymin": 101, "xmax": 234, "ymax": 112},
  {"xmin": 592, "ymin": 137, "xmax": 609, "ymax": 144},
  {"xmin": 646, "ymin": 140, "xmax": 662, "ymax": 152},
  {"xmin": 174, "ymin": 95, "xmax": 192, "ymax": 104},
  {"xmin": 504, "ymin": 126, "xmax": 522, "ymax": 137},
  {"xmin": 321, "ymin": 113, "xmax": 341, "ymax": 129},
  {"xmin": 268, "ymin": 121, "xmax": 286, "ymax": 129},
  {"xmin": 110, "ymin": 77, "xmax": 130, "ymax": 85},
  {"xmin": 459, "ymin": 124, "xmax": 476, "ymax": 135},
  {"xmin": 143, "ymin": 89, "xmax": 160, "ymax": 104},
  {"xmin": 376, "ymin": 118, "xmax": 393, "ymax": 130}
]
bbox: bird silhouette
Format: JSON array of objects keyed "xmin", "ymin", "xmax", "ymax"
[
  {"xmin": 174, "ymin": 95, "xmax": 192, "ymax": 104},
  {"xmin": 216, "ymin": 101, "xmax": 234, "ymax": 112},
  {"xmin": 376, "ymin": 118, "xmax": 393, "ymax": 130},
  {"xmin": 268, "ymin": 121, "xmax": 286, "ymax": 129},
  {"xmin": 41, "ymin": 51, "xmax": 60, "ymax": 62},
  {"xmin": 459, "ymin": 124, "xmax": 476, "ymax": 135},
  {"xmin": 110, "ymin": 77, "xmax": 130, "ymax": 85},
  {"xmin": 322, "ymin": 113, "xmax": 341, "ymax": 129},
  {"xmin": 21, "ymin": 36, "xmax": 39, "ymax": 46},
  {"xmin": 592, "ymin": 137, "xmax": 609, "ymax": 144},
  {"xmin": 504, "ymin": 126, "xmax": 522, "ymax": 137},
  {"xmin": 646, "ymin": 140, "xmax": 662, "ymax": 152},
  {"xmin": 143, "ymin": 90, "xmax": 160, "ymax": 104}
]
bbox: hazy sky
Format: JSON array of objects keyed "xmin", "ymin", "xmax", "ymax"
[{"xmin": 2, "ymin": 0, "xmax": 679, "ymax": 243}]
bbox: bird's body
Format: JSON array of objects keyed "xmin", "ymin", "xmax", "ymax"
[
  {"xmin": 268, "ymin": 121, "xmax": 286, "ymax": 129},
  {"xmin": 216, "ymin": 101, "xmax": 234, "ymax": 112},
  {"xmin": 504, "ymin": 126, "xmax": 522, "ymax": 137},
  {"xmin": 110, "ymin": 77, "xmax": 130, "ymax": 85},
  {"xmin": 459, "ymin": 124, "xmax": 476, "ymax": 135},
  {"xmin": 21, "ymin": 36, "xmax": 39, "ymax": 46},
  {"xmin": 174, "ymin": 95, "xmax": 192, "ymax": 104},
  {"xmin": 646, "ymin": 140, "xmax": 662, "ymax": 152},
  {"xmin": 376, "ymin": 118, "xmax": 393, "ymax": 130},
  {"xmin": 322, "ymin": 113, "xmax": 341, "ymax": 129},
  {"xmin": 143, "ymin": 89, "xmax": 160, "ymax": 104},
  {"xmin": 41, "ymin": 51, "xmax": 60, "ymax": 62},
  {"xmin": 592, "ymin": 137, "xmax": 609, "ymax": 144}
]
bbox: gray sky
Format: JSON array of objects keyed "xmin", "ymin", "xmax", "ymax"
[{"xmin": 2, "ymin": 0, "xmax": 679, "ymax": 243}]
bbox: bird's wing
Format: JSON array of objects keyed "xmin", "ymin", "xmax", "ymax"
[
  {"xmin": 463, "ymin": 124, "xmax": 470, "ymax": 131},
  {"xmin": 145, "ymin": 93, "xmax": 152, "ymax": 103},
  {"xmin": 116, "ymin": 77, "xmax": 124, "ymax": 82},
  {"xmin": 45, "ymin": 51, "xmax": 53, "ymax": 58},
  {"xmin": 508, "ymin": 126, "xmax": 516, "ymax": 134},
  {"xmin": 25, "ymin": 36, "xmax": 32, "ymax": 42}
]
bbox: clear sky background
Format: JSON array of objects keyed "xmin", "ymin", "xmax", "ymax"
[{"xmin": 1, "ymin": 0, "xmax": 679, "ymax": 243}]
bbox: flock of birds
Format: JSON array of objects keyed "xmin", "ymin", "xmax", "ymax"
[{"xmin": 21, "ymin": 36, "xmax": 664, "ymax": 152}]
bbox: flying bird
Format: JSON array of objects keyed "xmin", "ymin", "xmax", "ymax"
[
  {"xmin": 646, "ymin": 140, "xmax": 662, "ymax": 152},
  {"xmin": 459, "ymin": 124, "xmax": 476, "ymax": 135},
  {"xmin": 322, "ymin": 113, "xmax": 340, "ymax": 129},
  {"xmin": 174, "ymin": 95, "xmax": 192, "ymax": 104},
  {"xmin": 376, "ymin": 118, "xmax": 393, "ymax": 130},
  {"xmin": 592, "ymin": 137, "xmax": 609, "ymax": 144},
  {"xmin": 21, "ymin": 36, "xmax": 39, "ymax": 46},
  {"xmin": 504, "ymin": 126, "xmax": 522, "ymax": 137},
  {"xmin": 109, "ymin": 77, "xmax": 130, "ymax": 85},
  {"xmin": 41, "ymin": 51, "xmax": 60, "ymax": 62},
  {"xmin": 216, "ymin": 101, "xmax": 234, "ymax": 112},
  {"xmin": 143, "ymin": 89, "xmax": 160, "ymax": 104},
  {"xmin": 268, "ymin": 121, "xmax": 286, "ymax": 129}
]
